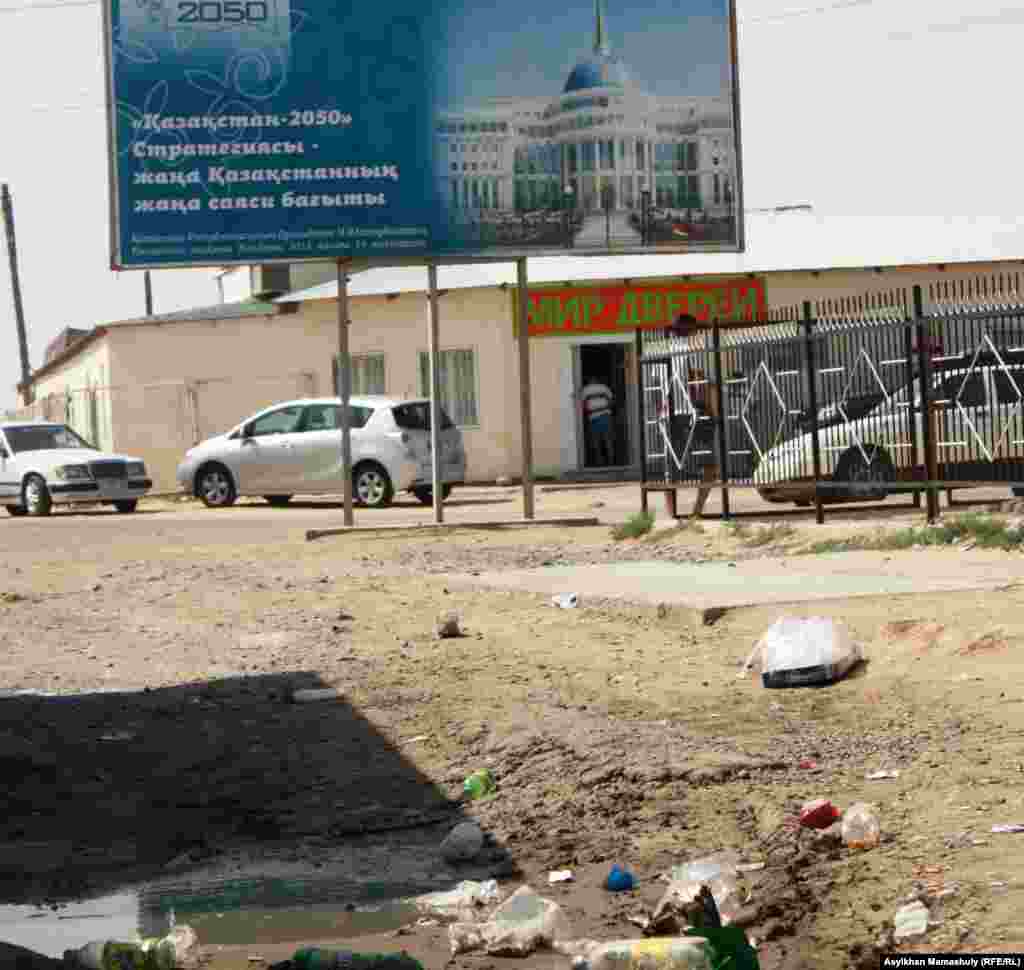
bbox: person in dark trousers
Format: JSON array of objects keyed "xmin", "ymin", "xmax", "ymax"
[{"xmin": 580, "ymin": 376, "xmax": 616, "ymax": 466}]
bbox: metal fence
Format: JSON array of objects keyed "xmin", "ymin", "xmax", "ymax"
[{"xmin": 640, "ymin": 274, "xmax": 1024, "ymax": 520}]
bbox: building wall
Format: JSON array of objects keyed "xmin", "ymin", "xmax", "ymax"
[
  {"xmin": 28, "ymin": 339, "xmax": 113, "ymax": 449},
  {"xmin": 296, "ymin": 288, "xmax": 520, "ymax": 482}
]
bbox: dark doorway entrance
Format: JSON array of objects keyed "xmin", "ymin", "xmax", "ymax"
[{"xmin": 577, "ymin": 343, "xmax": 631, "ymax": 469}]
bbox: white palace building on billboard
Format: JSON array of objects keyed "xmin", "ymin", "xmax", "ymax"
[{"xmin": 434, "ymin": 0, "xmax": 737, "ymax": 228}]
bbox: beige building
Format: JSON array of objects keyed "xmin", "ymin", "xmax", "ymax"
[{"xmin": 10, "ymin": 258, "xmax": 1021, "ymax": 493}]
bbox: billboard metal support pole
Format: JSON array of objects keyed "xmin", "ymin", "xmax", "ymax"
[
  {"xmin": 516, "ymin": 257, "xmax": 535, "ymax": 520},
  {"xmin": 802, "ymin": 301, "xmax": 825, "ymax": 525},
  {"xmin": 336, "ymin": 258, "xmax": 354, "ymax": 527},
  {"xmin": 427, "ymin": 261, "xmax": 444, "ymax": 525},
  {"xmin": 144, "ymin": 271, "xmax": 153, "ymax": 317},
  {"xmin": 1, "ymin": 184, "xmax": 32, "ymax": 401}
]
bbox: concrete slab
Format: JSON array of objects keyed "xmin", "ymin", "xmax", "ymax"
[
  {"xmin": 305, "ymin": 515, "xmax": 600, "ymax": 541},
  {"xmin": 446, "ymin": 550, "xmax": 1024, "ymax": 611}
]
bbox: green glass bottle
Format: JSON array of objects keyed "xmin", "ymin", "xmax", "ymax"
[
  {"xmin": 291, "ymin": 948, "xmax": 424, "ymax": 970},
  {"xmin": 462, "ymin": 768, "xmax": 495, "ymax": 800}
]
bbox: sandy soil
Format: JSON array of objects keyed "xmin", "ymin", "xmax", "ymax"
[{"xmin": 2, "ymin": 491, "xmax": 1024, "ymax": 969}]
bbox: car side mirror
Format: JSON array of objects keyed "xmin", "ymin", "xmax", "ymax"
[
  {"xmin": 241, "ymin": 423, "xmax": 254, "ymax": 439},
  {"xmin": 0, "ymin": 447, "xmax": 7, "ymax": 460}
]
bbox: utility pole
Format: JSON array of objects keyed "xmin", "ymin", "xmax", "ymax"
[{"xmin": 1, "ymin": 183, "xmax": 31, "ymax": 402}]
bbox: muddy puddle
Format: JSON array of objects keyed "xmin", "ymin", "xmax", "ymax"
[{"xmin": 1, "ymin": 872, "xmax": 427, "ymax": 957}]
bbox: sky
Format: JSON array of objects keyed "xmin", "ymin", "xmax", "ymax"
[
  {"xmin": 3, "ymin": 0, "xmax": 1024, "ymax": 410},
  {"xmin": 439, "ymin": 0, "xmax": 731, "ymax": 107}
]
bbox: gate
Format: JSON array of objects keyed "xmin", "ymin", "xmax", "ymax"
[{"xmin": 639, "ymin": 274, "xmax": 1024, "ymax": 521}]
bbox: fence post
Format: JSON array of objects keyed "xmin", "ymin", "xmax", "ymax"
[
  {"xmin": 711, "ymin": 322, "xmax": 730, "ymax": 519},
  {"xmin": 903, "ymin": 305, "xmax": 922, "ymax": 509},
  {"xmin": 636, "ymin": 328, "xmax": 648, "ymax": 515},
  {"xmin": 913, "ymin": 285, "xmax": 940, "ymax": 522},
  {"xmin": 802, "ymin": 301, "xmax": 825, "ymax": 524}
]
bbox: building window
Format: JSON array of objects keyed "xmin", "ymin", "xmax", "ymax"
[
  {"xmin": 599, "ymin": 139, "xmax": 614, "ymax": 170},
  {"xmin": 686, "ymin": 142, "xmax": 697, "ymax": 171},
  {"xmin": 636, "ymin": 139, "xmax": 645, "ymax": 169},
  {"xmin": 451, "ymin": 162, "xmax": 458, "ymax": 172},
  {"xmin": 417, "ymin": 349, "xmax": 479, "ymax": 428},
  {"xmin": 334, "ymin": 353, "xmax": 386, "ymax": 395},
  {"xmin": 713, "ymin": 173, "xmax": 721, "ymax": 205}
]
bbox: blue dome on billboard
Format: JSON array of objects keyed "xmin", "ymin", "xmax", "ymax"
[{"xmin": 563, "ymin": 54, "xmax": 630, "ymax": 93}]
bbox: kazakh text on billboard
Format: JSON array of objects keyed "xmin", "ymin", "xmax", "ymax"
[{"xmin": 102, "ymin": 0, "xmax": 744, "ymax": 268}]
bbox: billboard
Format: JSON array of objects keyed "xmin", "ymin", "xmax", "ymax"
[{"xmin": 102, "ymin": 0, "xmax": 744, "ymax": 269}]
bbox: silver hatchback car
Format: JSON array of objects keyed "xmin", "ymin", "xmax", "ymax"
[{"xmin": 176, "ymin": 396, "xmax": 466, "ymax": 508}]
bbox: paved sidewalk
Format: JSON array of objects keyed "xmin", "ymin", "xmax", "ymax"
[{"xmin": 447, "ymin": 549, "xmax": 1024, "ymax": 610}]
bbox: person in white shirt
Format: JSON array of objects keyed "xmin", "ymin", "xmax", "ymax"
[{"xmin": 580, "ymin": 377, "xmax": 615, "ymax": 466}]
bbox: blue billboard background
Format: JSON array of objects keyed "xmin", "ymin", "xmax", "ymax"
[{"xmin": 104, "ymin": 0, "xmax": 741, "ymax": 268}]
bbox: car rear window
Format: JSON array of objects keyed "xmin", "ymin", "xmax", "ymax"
[{"xmin": 392, "ymin": 403, "xmax": 454, "ymax": 431}]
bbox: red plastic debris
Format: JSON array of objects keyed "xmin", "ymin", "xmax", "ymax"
[
  {"xmin": 798, "ymin": 759, "xmax": 819, "ymax": 771},
  {"xmin": 799, "ymin": 798, "xmax": 841, "ymax": 830}
]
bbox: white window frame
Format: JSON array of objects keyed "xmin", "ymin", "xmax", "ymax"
[{"xmin": 416, "ymin": 347, "xmax": 481, "ymax": 429}]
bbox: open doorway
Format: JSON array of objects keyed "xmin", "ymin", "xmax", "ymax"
[{"xmin": 575, "ymin": 343, "xmax": 632, "ymax": 469}]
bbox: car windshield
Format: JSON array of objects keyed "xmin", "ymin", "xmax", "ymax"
[{"xmin": 4, "ymin": 425, "xmax": 94, "ymax": 453}]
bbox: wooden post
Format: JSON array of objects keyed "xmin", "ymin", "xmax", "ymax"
[
  {"xmin": 516, "ymin": 257, "xmax": 535, "ymax": 520},
  {"xmin": 1, "ymin": 184, "xmax": 31, "ymax": 399},
  {"xmin": 337, "ymin": 259, "xmax": 354, "ymax": 527},
  {"xmin": 426, "ymin": 262, "xmax": 444, "ymax": 525}
]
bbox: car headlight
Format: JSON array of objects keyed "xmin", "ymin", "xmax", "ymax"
[
  {"xmin": 54, "ymin": 464, "xmax": 93, "ymax": 481},
  {"xmin": 126, "ymin": 461, "xmax": 146, "ymax": 477}
]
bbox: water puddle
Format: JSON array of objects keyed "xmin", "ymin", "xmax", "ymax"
[{"xmin": 0, "ymin": 874, "xmax": 426, "ymax": 958}]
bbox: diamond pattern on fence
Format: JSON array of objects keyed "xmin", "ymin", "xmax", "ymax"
[
  {"xmin": 958, "ymin": 334, "xmax": 1024, "ymax": 462},
  {"xmin": 739, "ymin": 360, "xmax": 791, "ymax": 463},
  {"xmin": 837, "ymin": 347, "xmax": 893, "ymax": 466}
]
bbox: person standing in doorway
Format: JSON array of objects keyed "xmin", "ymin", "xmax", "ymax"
[{"xmin": 581, "ymin": 375, "xmax": 615, "ymax": 466}]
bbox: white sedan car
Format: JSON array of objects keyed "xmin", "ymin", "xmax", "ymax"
[
  {"xmin": 0, "ymin": 422, "xmax": 152, "ymax": 517},
  {"xmin": 176, "ymin": 396, "xmax": 466, "ymax": 509}
]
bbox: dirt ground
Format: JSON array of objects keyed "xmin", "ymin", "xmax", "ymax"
[{"xmin": 2, "ymin": 486, "xmax": 1024, "ymax": 969}]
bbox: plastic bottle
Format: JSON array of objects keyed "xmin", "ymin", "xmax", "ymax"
[
  {"xmin": 571, "ymin": 937, "xmax": 712, "ymax": 969},
  {"xmin": 840, "ymin": 802, "xmax": 880, "ymax": 849},
  {"xmin": 291, "ymin": 948, "xmax": 424, "ymax": 970},
  {"xmin": 65, "ymin": 940, "xmax": 175, "ymax": 970},
  {"xmin": 462, "ymin": 768, "xmax": 495, "ymax": 800},
  {"xmin": 65, "ymin": 926, "xmax": 197, "ymax": 970}
]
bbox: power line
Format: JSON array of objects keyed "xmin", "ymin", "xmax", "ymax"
[{"xmin": 739, "ymin": 0, "xmax": 876, "ymax": 25}]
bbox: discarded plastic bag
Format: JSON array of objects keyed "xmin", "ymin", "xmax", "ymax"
[
  {"xmin": 414, "ymin": 879, "xmax": 499, "ymax": 920},
  {"xmin": 448, "ymin": 884, "xmax": 570, "ymax": 957},
  {"xmin": 799, "ymin": 798, "xmax": 842, "ymax": 830},
  {"xmin": 290, "ymin": 948, "xmax": 424, "ymax": 970},
  {"xmin": 552, "ymin": 593, "xmax": 579, "ymax": 609},
  {"xmin": 649, "ymin": 855, "xmax": 743, "ymax": 934},
  {"xmin": 753, "ymin": 617, "xmax": 863, "ymax": 688}
]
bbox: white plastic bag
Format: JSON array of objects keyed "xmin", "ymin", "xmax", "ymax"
[
  {"xmin": 564, "ymin": 937, "xmax": 712, "ymax": 969},
  {"xmin": 754, "ymin": 616, "xmax": 863, "ymax": 688},
  {"xmin": 449, "ymin": 884, "xmax": 570, "ymax": 956},
  {"xmin": 652, "ymin": 853, "xmax": 743, "ymax": 931},
  {"xmin": 415, "ymin": 879, "xmax": 499, "ymax": 920}
]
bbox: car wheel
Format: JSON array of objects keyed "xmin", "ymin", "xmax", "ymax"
[
  {"xmin": 196, "ymin": 464, "xmax": 237, "ymax": 509},
  {"xmin": 1012, "ymin": 487, "xmax": 1024, "ymax": 498},
  {"xmin": 411, "ymin": 484, "xmax": 453, "ymax": 506},
  {"xmin": 22, "ymin": 474, "xmax": 52, "ymax": 517},
  {"xmin": 263, "ymin": 495, "xmax": 293, "ymax": 507},
  {"xmin": 834, "ymin": 446, "xmax": 895, "ymax": 501},
  {"xmin": 353, "ymin": 462, "xmax": 394, "ymax": 508},
  {"xmin": 114, "ymin": 500, "xmax": 138, "ymax": 513},
  {"xmin": 5, "ymin": 504, "xmax": 27, "ymax": 517}
]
